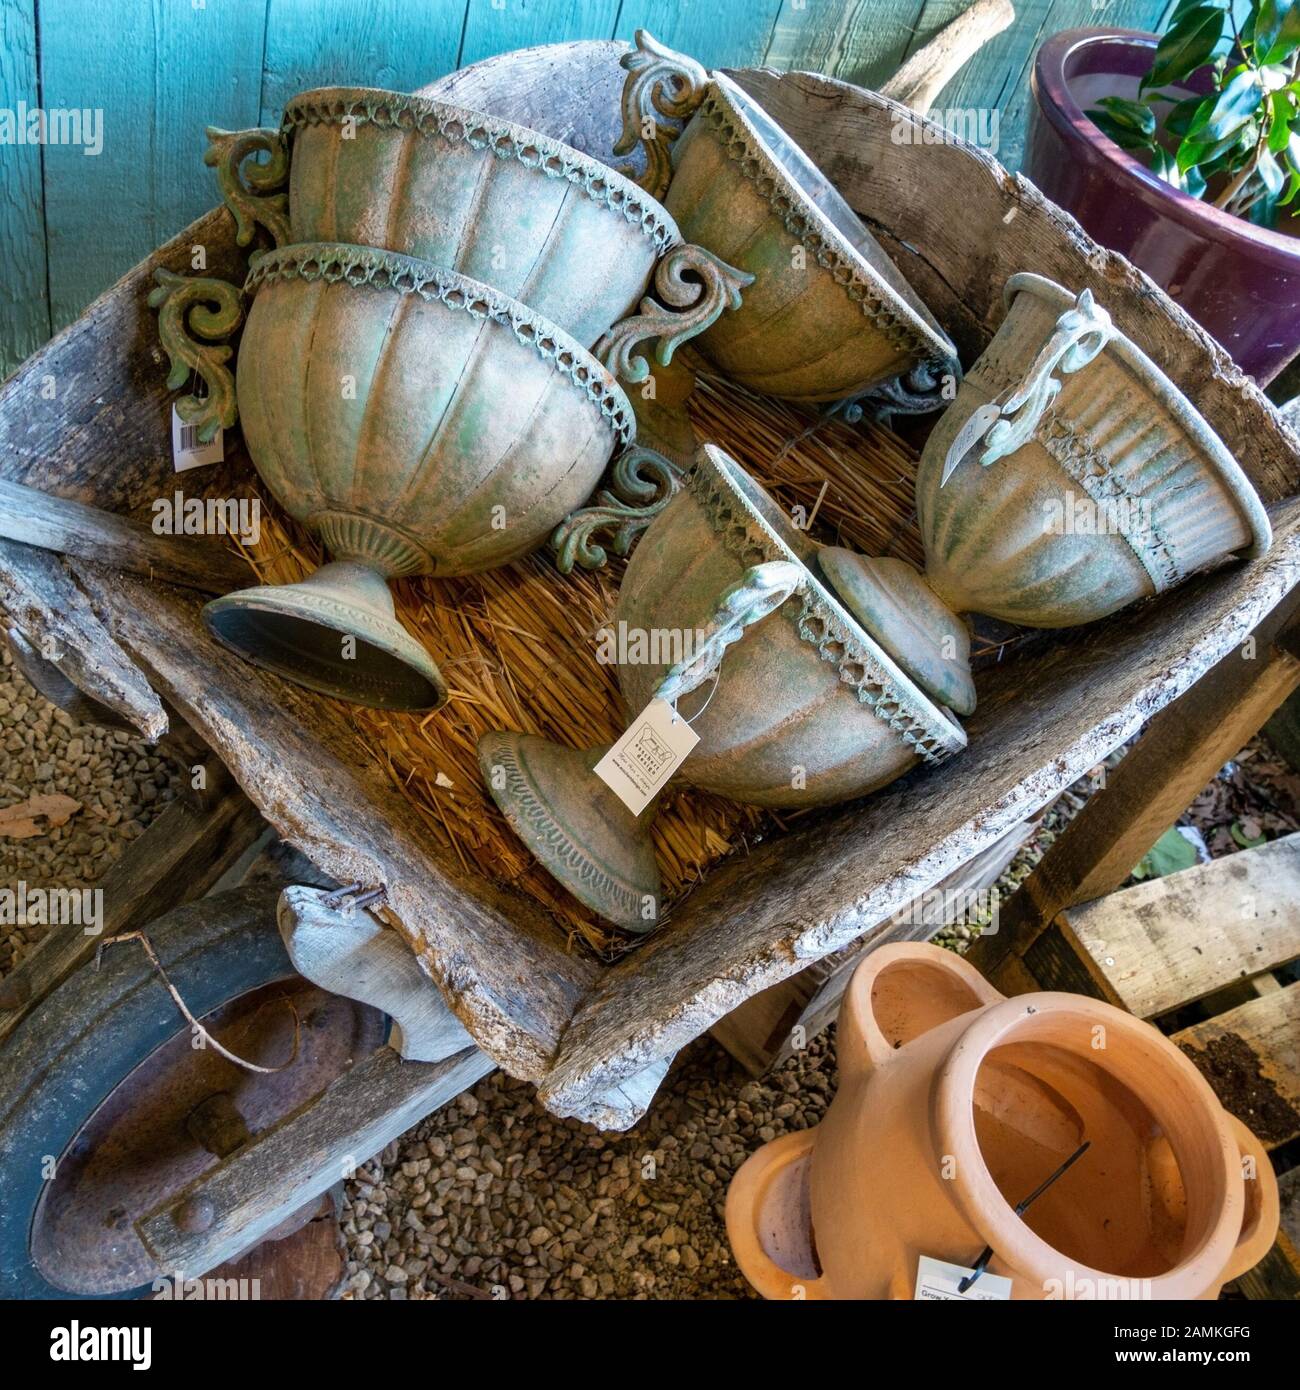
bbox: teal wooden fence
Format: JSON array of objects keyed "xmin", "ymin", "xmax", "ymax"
[{"xmin": 0, "ymin": 0, "xmax": 1175, "ymax": 378}]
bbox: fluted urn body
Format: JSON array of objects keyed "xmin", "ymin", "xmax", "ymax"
[{"xmin": 282, "ymin": 87, "xmax": 683, "ymax": 349}]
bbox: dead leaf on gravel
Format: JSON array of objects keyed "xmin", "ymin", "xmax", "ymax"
[{"xmin": 0, "ymin": 793, "xmax": 82, "ymax": 839}]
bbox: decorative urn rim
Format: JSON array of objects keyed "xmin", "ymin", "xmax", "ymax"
[
  {"xmin": 1004, "ymin": 273, "xmax": 1272, "ymax": 560},
  {"xmin": 688, "ymin": 444, "xmax": 966, "ymax": 766},
  {"xmin": 282, "ymin": 84, "xmax": 684, "ymax": 255},
  {"xmin": 692, "ymin": 71, "xmax": 957, "ymax": 372},
  {"xmin": 244, "ymin": 242, "xmax": 637, "ymax": 447}
]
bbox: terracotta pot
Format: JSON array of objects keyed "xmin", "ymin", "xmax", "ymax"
[
  {"xmin": 203, "ymin": 242, "xmax": 634, "ymax": 710},
  {"xmin": 1026, "ymin": 28, "xmax": 1300, "ymax": 383},
  {"xmin": 822, "ymin": 273, "xmax": 1272, "ymax": 716},
  {"xmin": 727, "ymin": 942, "xmax": 1280, "ymax": 1300},
  {"xmin": 616, "ymin": 31, "xmax": 958, "ymax": 406},
  {"xmin": 477, "ymin": 444, "xmax": 965, "ymax": 932},
  {"xmin": 208, "ymin": 86, "xmax": 683, "ymax": 350}
]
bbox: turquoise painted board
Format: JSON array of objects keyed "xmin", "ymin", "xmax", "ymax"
[
  {"xmin": 37, "ymin": 0, "xmax": 265, "ymax": 337},
  {"xmin": 614, "ymin": 0, "xmax": 785, "ymax": 70},
  {"xmin": 0, "ymin": 0, "xmax": 49, "ymax": 377},
  {"xmin": 259, "ymin": 0, "xmax": 465, "ymax": 126},
  {"xmin": 764, "ymin": 0, "xmax": 929, "ymax": 89},
  {"xmin": 458, "ymin": 0, "xmax": 622, "ymax": 68}
]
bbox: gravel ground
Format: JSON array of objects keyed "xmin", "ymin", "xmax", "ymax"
[{"xmin": 1, "ymin": 635, "xmax": 1294, "ymax": 1300}]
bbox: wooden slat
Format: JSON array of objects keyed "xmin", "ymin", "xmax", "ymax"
[
  {"xmin": 458, "ymin": 0, "xmax": 621, "ymax": 71},
  {"xmin": 615, "ymin": 0, "xmax": 784, "ymax": 71},
  {"xmin": 37, "ymin": 0, "xmax": 266, "ymax": 334},
  {"xmin": 906, "ymin": 0, "xmax": 1171, "ymax": 171},
  {"xmin": 259, "ymin": 0, "xmax": 466, "ymax": 126},
  {"xmin": 1173, "ymin": 982, "xmax": 1300, "ymax": 1148},
  {"xmin": 970, "ymin": 598, "xmax": 1300, "ymax": 985},
  {"xmin": 136, "ymin": 1045, "xmax": 494, "ymax": 1278},
  {"xmin": 764, "ymin": 0, "xmax": 928, "ymax": 91},
  {"xmin": 0, "ymin": 0, "xmax": 50, "ymax": 380},
  {"xmin": 1060, "ymin": 835, "xmax": 1300, "ymax": 1018}
]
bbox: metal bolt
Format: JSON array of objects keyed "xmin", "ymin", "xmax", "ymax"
[{"xmin": 174, "ymin": 1196, "xmax": 216, "ymax": 1234}]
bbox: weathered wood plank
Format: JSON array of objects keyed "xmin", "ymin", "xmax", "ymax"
[
  {"xmin": 970, "ymin": 598, "xmax": 1300, "ymax": 983},
  {"xmin": 69, "ymin": 563, "xmax": 597, "ymax": 1080},
  {"xmin": 712, "ymin": 815, "xmax": 1034, "ymax": 1075},
  {"xmin": 0, "ymin": 760, "xmax": 264, "ymax": 1041},
  {"xmin": 135, "ymin": 1045, "xmax": 494, "ymax": 1279},
  {"xmin": 259, "ymin": 0, "xmax": 466, "ymax": 125},
  {"xmin": 278, "ymin": 885, "xmax": 475, "ymax": 1064},
  {"xmin": 0, "ymin": 0, "xmax": 50, "ymax": 381},
  {"xmin": 1173, "ymin": 983, "xmax": 1300, "ymax": 1149},
  {"xmin": 0, "ymin": 476, "xmax": 250, "ymax": 593},
  {"xmin": 540, "ymin": 497, "xmax": 1300, "ymax": 1122},
  {"xmin": 0, "ymin": 540, "xmax": 166, "ymax": 738},
  {"xmin": 37, "ymin": 0, "xmax": 265, "ymax": 333},
  {"xmin": 1062, "ymin": 835, "xmax": 1300, "ymax": 1018}
]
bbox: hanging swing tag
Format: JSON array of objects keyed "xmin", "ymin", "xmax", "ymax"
[
  {"xmin": 940, "ymin": 400, "xmax": 1003, "ymax": 486},
  {"xmin": 914, "ymin": 1255, "xmax": 1012, "ymax": 1301},
  {"xmin": 172, "ymin": 406, "xmax": 225, "ymax": 473},
  {"xmin": 594, "ymin": 697, "xmax": 699, "ymax": 816}
]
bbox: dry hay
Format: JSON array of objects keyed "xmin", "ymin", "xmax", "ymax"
[{"xmin": 236, "ymin": 371, "xmax": 924, "ymax": 956}]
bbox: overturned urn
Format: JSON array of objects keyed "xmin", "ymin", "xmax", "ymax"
[
  {"xmin": 478, "ymin": 444, "xmax": 966, "ymax": 933},
  {"xmin": 203, "ymin": 243, "xmax": 636, "ymax": 710}
]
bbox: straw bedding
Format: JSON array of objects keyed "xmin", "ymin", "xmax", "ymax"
[{"xmin": 237, "ymin": 367, "xmax": 928, "ymax": 956}]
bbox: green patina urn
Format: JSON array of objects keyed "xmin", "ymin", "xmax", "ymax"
[
  {"xmin": 615, "ymin": 31, "xmax": 958, "ymax": 408},
  {"xmin": 817, "ymin": 273, "xmax": 1274, "ymax": 720},
  {"xmin": 478, "ymin": 443, "xmax": 966, "ymax": 934},
  {"xmin": 203, "ymin": 243, "xmax": 635, "ymax": 710},
  {"xmin": 207, "ymin": 85, "xmax": 746, "ymax": 354}
]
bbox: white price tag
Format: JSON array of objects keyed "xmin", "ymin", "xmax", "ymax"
[
  {"xmin": 940, "ymin": 400, "xmax": 1002, "ymax": 485},
  {"xmin": 593, "ymin": 697, "xmax": 699, "ymax": 816},
  {"xmin": 914, "ymin": 1255, "xmax": 1011, "ymax": 1301},
  {"xmin": 172, "ymin": 405, "xmax": 225, "ymax": 473}
]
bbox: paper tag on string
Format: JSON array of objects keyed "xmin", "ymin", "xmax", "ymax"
[
  {"xmin": 593, "ymin": 698, "xmax": 699, "ymax": 816},
  {"xmin": 940, "ymin": 401, "xmax": 1002, "ymax": 485},
  {"xmin": 172, "ymin": 405, "xmax": 224, "ymax": 472},
  {"xmin": 914, "ymin": 1255, "xmax": 1011, "ymax": 1301}
]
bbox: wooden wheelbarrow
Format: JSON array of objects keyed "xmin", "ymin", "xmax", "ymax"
[{"xmin": 3, "ymin": 0, "xmax": 1299, "ymax": 1297}]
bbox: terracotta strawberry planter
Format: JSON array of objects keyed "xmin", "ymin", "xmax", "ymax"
[{"xmin": 726, "ymin": 942, "xmax": 1279, "ymax": 1300}]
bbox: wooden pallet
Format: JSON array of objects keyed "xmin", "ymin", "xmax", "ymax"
[{"xmin": 973, "ymin": 833, "xmax": 1300, "ymax": 1298}]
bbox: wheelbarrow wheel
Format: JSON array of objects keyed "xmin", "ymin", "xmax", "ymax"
[{"xmin": 0, "ymin": 885, "xmax": 386, "ymax": 1299}]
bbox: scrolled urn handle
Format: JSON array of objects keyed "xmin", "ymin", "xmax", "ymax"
[
  {"xmin": 980, "ymin": 288, "xmax": 1114, "ymax": 466},
  {"xmin": 654, "ymin": 560, "xmax": 804, "ymax": 706},
  {"xmin": 205, "ymin": 126, "xmax": 291, "ymax": 255},
  {"xmin": 614, "ymin": 29, "xmax": 710, "ymax": 201},
  {"xmin": 148, "ymin": 269, "xmax": 244, "ymax": 443},
  {"xmin": 596, "ymin": 244, "xmax": 754, "ymax": 386},
  {"xmin": 551, "ymin": 444, "xmax": 682, "ymax": 573}
]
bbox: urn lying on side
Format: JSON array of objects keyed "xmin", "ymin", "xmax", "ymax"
[
  {"xmin": 726, "ymin": 943, "xmax": 1280, "ymax": 1300},
  {"xmin": 205, "ymin": 85, "xmax": 750, "ymax": 355},
  {"xmin": 615, "ymin": 30, "xmax": 959, "ymax": 409},
  {"xmin": 815, "ymin": 273, "xmax": 1273, "ymax": 717},
  {"xmin": 477, "ymin": 444, "xmax": 965, "ymax": 933},
  {"xmin": 197, "ymin": 244, "xmax": 636, "ymax": 709}
]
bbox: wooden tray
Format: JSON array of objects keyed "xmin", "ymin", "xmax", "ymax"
[{"xmin": 3, "ymin": 39, "xmax": 1299, "ymax": 1128}]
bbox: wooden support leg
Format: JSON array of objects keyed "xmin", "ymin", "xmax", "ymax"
[{"xmin": 969, "ymin": 600, "xmax": 1300, "ymax": 992}]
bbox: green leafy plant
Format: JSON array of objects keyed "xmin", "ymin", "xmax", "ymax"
[{"xmin": 1087, "ymin": 0, "xmax": 1300, "ymax": 225}]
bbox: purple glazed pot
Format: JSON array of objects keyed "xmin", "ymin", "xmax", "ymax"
[{"xmin": 1027, "ymin": 27, "xmax": 1300, "ymax": 383}]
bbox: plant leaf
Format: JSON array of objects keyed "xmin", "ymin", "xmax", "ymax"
[
  {"xmin": 1091, "ymin": 94, "xmax": 1158, "ymax": 138},
  {"xmin": 1230, "ymin": 818, "xmax": 1267, "ymax": 848},
  {"xmin": 1256, "ymin": 0, "xmax": 1300, "ymax": 63},
  {"xmin": 1088, "ymin": 108, "xmax": 1159, "ymax": 152},
  {"xmin": 1132, "ymin": 826, "xmax": 1201, "ymax": 880},
  {"xmin": 1188, "ymin": 66, "xmax": 1265, "ymax": 144},
  {"xmin": 1145, "ymin": 6, "xmax": 1228, "ymax": 90},
  {"xmin": 1268, "ymin": 91, "xmax": 1294, "ymax": 150}
]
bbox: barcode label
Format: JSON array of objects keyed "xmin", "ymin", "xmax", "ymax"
[{"xmin": 172, "ymin": 404, "xmax": 224, "ymax": 472}]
